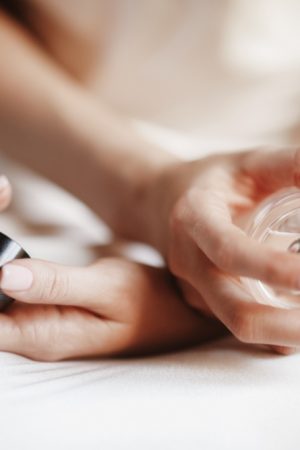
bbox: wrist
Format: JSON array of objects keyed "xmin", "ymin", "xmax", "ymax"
[
  {"xmin": 55, "ymin": 86, "xmax": 181, "ymax": 245},
  {"xmin": 113, "ymin": 152, "xmax": 181, "ymax": 246},
  {"xmin": 140, "ymin": 159, "xmax": 185, "ymax": 255},
  {"xmin": 55, "ymin": 89, "xmax": 177, "ymax": 238}
]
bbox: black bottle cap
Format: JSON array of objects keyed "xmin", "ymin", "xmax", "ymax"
[{"xmin": 0, "ymin": 232, "xmax": 30, "ymax": 311}]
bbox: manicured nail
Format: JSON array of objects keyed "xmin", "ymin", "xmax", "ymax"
[
  {"xmin": 0, "ymin": 175, "xmax": 9, "ymax": 191},
  {"xmin": 0, "ymin": 264, "xmax": 33, "ymax": 291}
]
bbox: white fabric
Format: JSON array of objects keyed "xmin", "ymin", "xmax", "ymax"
[
  {"xmin": 2, "ymin": 337, "xmax": 300, "ymax": 450},
  {"xmin": 2, "ymin": 1, "xmax": 300, "ymax": 448},
  {"xmin": 0, "ymin": 133, "xmax": 300, "ymax": 450}
]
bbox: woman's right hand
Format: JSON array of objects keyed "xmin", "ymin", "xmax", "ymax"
[{"xmin": 147, "ymin": 148, "xmax": 300, "ymax": 354}]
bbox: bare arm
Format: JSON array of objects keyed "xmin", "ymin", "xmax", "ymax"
[{"xmin": 0, "ymin": 10, "xmax": 177, "ymax": 242}]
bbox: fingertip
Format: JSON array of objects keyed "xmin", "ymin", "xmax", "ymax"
[
  {"xmin": 269, "ymin": 345, "xmax": 297, "ymax": 356},
  {"xmin": 0, "ymin": 263, "xmax": 33, "ymax": 292},
  {"xmin": 0, "ymin": 175, "xmax": 12, "ymax": 211}
]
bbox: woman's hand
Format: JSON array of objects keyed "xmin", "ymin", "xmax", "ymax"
[
  {"xmin": 148, "ymin": 147, "xmax": 300, "ymax": 353},
  {"xmin": 0, "ymin": 170, "xmax": 223, "ymax": 362},
  {"xmin": 0, "ymin": 257, "xmax": 223, "ymax": 361}
]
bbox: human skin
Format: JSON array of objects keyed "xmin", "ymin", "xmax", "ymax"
[
  {"xmin": 0, "ymin": 7, "xmax": 299, "ymax": 356},
  {"xmin": 0, "ymin": 178, "xmax": 224, "ymax": 361},
  {"xmin": 0, "ymin": 256, "xmax": 224, "ymax": 361},
  {"xmin": 0, "ymin": 8, "xmax": 225, "ymax": 360}
]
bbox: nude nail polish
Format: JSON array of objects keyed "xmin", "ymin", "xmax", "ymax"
[
  {"xmin": 1, "ymin": 265, "xmax": 33, "ymax": 291},
  {"xmin": 244, "ymin": 188, "xmax": 300, "ymax": 308}
]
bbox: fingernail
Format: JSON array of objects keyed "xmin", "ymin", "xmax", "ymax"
[
  {"xmin": 0, "ymin": 264, "xmax": 33, "ymax": 291},
  {"xmin": 0, "ymin": 175, "xmax": 9, "ymax": 191}
]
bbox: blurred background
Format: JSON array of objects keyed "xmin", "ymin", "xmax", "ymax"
[
  {"xmin": 1, "ymin": 0, "xmax": 300, "ymax": 263},
  {"xmin": 3, "ymin": 0, "xmax": 300, "ymax": 153}
]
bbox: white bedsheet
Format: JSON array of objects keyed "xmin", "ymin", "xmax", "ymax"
[
  {"xmin": 0, "ymin": 131, "xmax": 300, "ymax": 450},
  {"xmin": 2, "ymin": 337, "xmax": 300, "ymax": 450}
]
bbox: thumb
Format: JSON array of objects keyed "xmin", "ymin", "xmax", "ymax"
[{"xmin": 0, "ymin": 258, "xmax": 105, "ymax": 309}]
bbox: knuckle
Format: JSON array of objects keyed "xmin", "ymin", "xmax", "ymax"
[
  {"xmin": 30, "ymin": 335, "xmax": 68, "ymax": 361},
  {"xmin": 263, "ymin": 258, "xmax": 280, "ymax": 285},
  {"xmin": 167, "ymin": 240, "xmax": 187, "ymax": 277},
  {"xmin": 214, "ymin": 235, "xmax": 234, "ymax": 271},
  {"xmin": 170, "ymin": 188, "xmax": 204, "ymax": 231},
  {"xmin": 41, "ymin": 267, "xmax": 69, "ymax": 302},
  {"xmin": 229, "ymin": 306, "xmax": 257, "ymax": 344},
  {"xmin": 168, "ymin": 201, "xmax": 190, "ymax": 278},
  {"xmin": 21, "ymin": 326, "xmax": 64, "ymax": 362},
  {"xmin": 168, "ymin": 189, "xmax": 206, "ymax": 278},
  {"xmin": 170, "ymin": 195, "xmax": 190, "ymax": 231},
  {"xmin": 167, "ymin": 234, "xmax": 191, "ymax": 280}
]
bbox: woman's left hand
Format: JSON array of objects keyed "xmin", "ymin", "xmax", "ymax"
[{"xmin": 0, "ymin": 257, "xmax": 223, "ymax": 361}]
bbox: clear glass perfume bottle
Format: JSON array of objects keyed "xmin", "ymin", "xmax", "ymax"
[{"xmin": 244, "ymin": 188, "xmax": 300, "ymax": 308}]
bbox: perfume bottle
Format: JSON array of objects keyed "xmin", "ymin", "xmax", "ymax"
[{"xmin": 244, "ymin": 188, "xmax": 300, "ymax": 308}]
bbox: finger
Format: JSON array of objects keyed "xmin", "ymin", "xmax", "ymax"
[
  {"xmin": 268, "ymin": 345, "xmax": 297, "ymax": 355},
  {"xmin": 196, "ymin": 261, "xmax": 300, "ymax": 348},
  {"xmin": 0, "ymin": 258, "xmax": 119, "ymax": 315},
  {"xmin": 0, "ymin": 304, "xmax": 118, "ymax": 361},
  {"xmin": 182, "ymin": 189, "xmax": 300, "ymax": 291},
  {"xmin": 241, "ymin": 146, "xmax": 300, "ymax": 194},
  {"xmin": 0, "ymin": 314, "xmax": 23, "ymax": 355},
  {"xmin": 177, "ymin": 246, "xmax": 300, "ymax": 348},
  {"xmin": 0, "ymin": 175, "xmax": 12, "ymax": 210}
]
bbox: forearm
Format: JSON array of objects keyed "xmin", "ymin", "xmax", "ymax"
[{"xmin": 0, "ymin": 11, "xmax": 177, "ymax": 243}]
